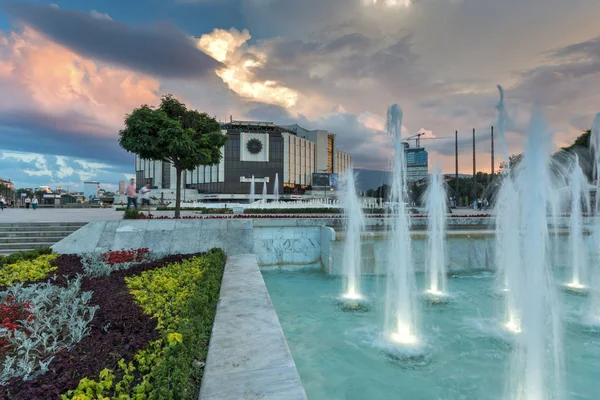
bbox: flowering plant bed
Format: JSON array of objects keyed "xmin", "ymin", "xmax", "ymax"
[
  {"xmin": 128, "ymin": 213, "xmax": 493, "ymax": 220},
  {"xmin": 0, "ymin": 248, "xmax": 226, "ymax": 400}
]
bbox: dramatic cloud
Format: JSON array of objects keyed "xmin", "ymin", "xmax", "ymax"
[
  {"xmin": 197, "ymin": 28, "xmax": 299, "ymax": 108},
  {"xmin": 2, "ymin": 0, "xmax": 600, "ymax": 188},
  {"xmin": 4, "ymin": 2, "xmax": 221, "ymax": 78},
  {"xmin": 0, "ymin": 27, "xmax": 159, "ymax": 167}
]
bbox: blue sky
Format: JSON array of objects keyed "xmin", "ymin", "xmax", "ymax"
[{"xmin": 1, "ymin": 0, "xmax": 599, "ymax": 190}]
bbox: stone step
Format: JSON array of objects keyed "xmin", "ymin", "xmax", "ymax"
[
  {"xmin": 0, "ymin": 236, "xmax": 68, "ymax": 244},
  {"xmin": 0, "ymin": 242, "xmax": 57, "ymax": 251},
  {"xmin": 0, "ymin": 225, "xmax": 86, "ymax": 232},
  {"xmin": 0, "ymin": 231, "xmax": 76, "ymax": 238}
]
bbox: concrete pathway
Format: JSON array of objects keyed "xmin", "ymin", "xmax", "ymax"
[{"xmin": 200, "ymin": 254, "xmax": 307, "ymax": 400}]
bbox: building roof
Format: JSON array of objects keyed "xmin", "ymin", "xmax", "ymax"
[{"xmin": 221, "ymin": 120, "xmax": 297, "ymax": 134}]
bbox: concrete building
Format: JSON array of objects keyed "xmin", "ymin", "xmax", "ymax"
[
  {"xmin": 0, "ymin": 179, "xmax": 14, "ymax": 190},
  {"xmin": 134, "ymin": 120, "xmax": 352, "ymax": 201},
  {"xmin": 403, "ymin": 143, "xmax": 428, "ymax": 183},
  {"xmin": 119, "ymin": 181, "xmax": 126, "ymax": 195}
]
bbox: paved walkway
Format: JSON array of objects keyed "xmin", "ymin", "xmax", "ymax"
[
  {"xmin": 0, "ymin": 208, "xmax": 200, "ymax": 223},
  {"xmin": 200, "ymin": 254, "xmax": 307, "ymax": 400}
]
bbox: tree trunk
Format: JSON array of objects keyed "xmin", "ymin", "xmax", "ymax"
[{"xmin": 175, "ymin": 167, "xmax": 182, "ymax": 219}]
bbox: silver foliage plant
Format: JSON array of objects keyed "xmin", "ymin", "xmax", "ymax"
[
  {"xmin": 79, "ymin": 250, "xmax": 163, "ymax": 277},
  {"xmin": 0, "ymin": 278, "xmax": 98, "ymax": 385}
]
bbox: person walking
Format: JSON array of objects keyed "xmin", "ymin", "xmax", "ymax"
[
  {"xmin": 0, "ymin": 196, "xmax": 5, "ymax": 211},
  {"xmin": 126, "ymin": 179, "xmax": 138, "ymax": 210},
  {"xmin": 32, "ymin": 197, "xmax": 38, "ymax": 210},
  {"xmin": 25, "ymin": 196, "xmax": 31, "ymax": 209},
  {"xmin": 140, "ymin": 183, "xmax": 152, "ymax": 216}
]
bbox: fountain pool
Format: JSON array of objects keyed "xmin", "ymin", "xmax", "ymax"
[{"xmin": 263, "ymin": 267, "xmax": 600, "ymax": 400}]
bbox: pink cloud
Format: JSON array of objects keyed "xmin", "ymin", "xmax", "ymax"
[{"xmin": 0, "ymin": 27, "xmax": 160, "ymax": 136}]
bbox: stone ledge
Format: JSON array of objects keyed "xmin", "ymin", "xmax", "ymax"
[{"xmin": 199, "ymin": 254, "xmax": 307, "ymax": 400}]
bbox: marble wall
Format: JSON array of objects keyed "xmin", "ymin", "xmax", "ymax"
[{"xmin": 53, "ymin": 216, "xmax": 585, "ymax": 273}]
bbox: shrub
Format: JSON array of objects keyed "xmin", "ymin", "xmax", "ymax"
[
  {"xmin": 0, "ymin": 278, "xmax": 98, "ymax": 385},
  {"xmin": 0, "ymin": 254, "xmax": 58, "ymax": 287},
  {"xmin": 0, "ymin": 248, "xmax": 52, "ymax": 268},
  {"xmin": 102, "ymin": 248, "xmax": 150, "ymax": 266},
  {"xmin": 61, "ymin": 249, "xmax": 226, "ymax": 400},
  {"xmin": 123, "ymin": 208, "xmax": 145, "ymax": 219},
  {"xmin": 244, "ymin": 207, "xmax": 386, "ymax": 214}
]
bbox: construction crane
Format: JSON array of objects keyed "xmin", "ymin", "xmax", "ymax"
[{"xmin": 404, "ymin": 133, "xmax": 452, "ymax": 148}]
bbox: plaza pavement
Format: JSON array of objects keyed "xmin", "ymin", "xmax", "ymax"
[{"xmin": 0, "ymin": 208, "xmax": 201, "ymax": 223}]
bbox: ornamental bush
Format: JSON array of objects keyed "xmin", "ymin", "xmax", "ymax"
[
  {"xmin": 61, "ymin": 249, "xmax": 225, "ymax": 400},
  {"xmin": 0, "ymin": 278, "xmax": 98, "ymax": 385},
  {"xmin": 0, "ymin": 247, "xmax": 52, "ymax": 268},
  {"xmin": 0, "ymin": 254, "xmax": 58, "ymax": 287}
]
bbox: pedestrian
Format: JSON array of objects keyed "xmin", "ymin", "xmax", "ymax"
[
  {"xmin": 483, "ymin": 198, "xmax": 489, "ymax": 210},
  {"xmin": 32, "ymin": 197, "xmax": 38, "ymax": 210},
  {"xmin": 0, "ymin": 196, "xmax": 5, "ymax": 211},
  {"xmin": 140, "ymin": 183, "xmax": 152, "ymax": 216},
  {"xmin": 25, "ymin": 196, "xmax": 31, "ymax": 209},
  {"xmin": 126, "ymin": 179, "xmax": 138, "ymax": 210},
  {"xmin": 10, "ymin": 199, "xmax": 14, "ymax": 208}
]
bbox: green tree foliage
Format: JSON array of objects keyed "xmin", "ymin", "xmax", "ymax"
[
  {"xmin": 563, "ymin": 130, "xmax": 591, "ymax": 151},
  {"xmin": 119, "ymin": 95, "xmax": 228, "ymax": 217}
]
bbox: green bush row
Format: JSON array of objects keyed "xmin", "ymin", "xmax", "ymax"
[
  {"xmin": 116, "ymin": 207, "xmax": 233, "ymax": 214},
  {"xmin": 0, "ymin": 247, "xmax": 53, "ymax": 267},
  {"xmin": 147, "ymin": 248, "xmax": 226, "ymax": 399},
  {"xmin": 155, "ymin": 207, "xmax": 233, "ymax": 214},
  {"xmin": 123, "ymin": 208, "xmax": 145, "ymax": 219},
  {"xmin": 244, "ymin": 208, "xmax": 386, "ymax": 214}
]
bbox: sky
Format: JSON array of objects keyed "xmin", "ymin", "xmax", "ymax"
[{"xmin": 0, "ymin": 0, "xmax": 599, "ymax": 190}]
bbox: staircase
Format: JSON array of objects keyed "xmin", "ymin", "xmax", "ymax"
[{"xmin": 0, "ymin": 222, "xmax": 87, "ymax": 255}]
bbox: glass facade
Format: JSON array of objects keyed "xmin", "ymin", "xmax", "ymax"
[
  {"xmin": 191, "ymin": 131, "xmax": 284, "ymax": 194},
  {"xmin": 406, "ymin": 148, "xmax": 428, "ymax": 166},
  {"xmin": 162, "ymin": 161, "xmax": 171, "ymax": 189},
  {"xmin": 327, "ymin": 135, "xmax": 334, "ymax": 173}
]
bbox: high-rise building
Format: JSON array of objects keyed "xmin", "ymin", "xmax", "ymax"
[
  {"xmin": 119, "ymin": 181, "xmax": 126, "ymax": 194},
  {"xmin": 404, "ymin": 143, "xmax": 428, "ymax": 182}
]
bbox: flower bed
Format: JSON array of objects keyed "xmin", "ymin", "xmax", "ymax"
[{"xmin": 0, "ymin": 248, "xmax": 226, "ymax": 400}]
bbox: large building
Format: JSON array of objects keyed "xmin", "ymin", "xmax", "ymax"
[
  {"xmin": 404, "ymin": 144, "xmax": 428, "ymax": 183},
  {"xmin": 134, "ymin": 120, "xmax": 352, "ymax": 198}
]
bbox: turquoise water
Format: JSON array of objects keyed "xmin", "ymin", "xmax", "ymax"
[{"xmin": 262, "ymin": 268, "xmax": 600, "ymax": 400}]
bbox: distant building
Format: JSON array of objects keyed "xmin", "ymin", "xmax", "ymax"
[
  {"xmin": 403, "ymin": 143, "xmax": 428, "ymax": 183},
  {"xmin": 119, "ymin": 181, "xmax": 126, "ymax": 194},
  {"xmin": 0, "ymin": 178, "xmax": 14, "ymax": 190},
  {"xmin": 83, "ymin": 181, "xmax": 100, "ymax": 201},
  {"xmin": 134, "ymin": 120, "xmax": 352, "ymax": 197}
]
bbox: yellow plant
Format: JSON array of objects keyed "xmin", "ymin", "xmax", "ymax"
[
  {"xmin": 0, "ymin": 254, "xmax": 58, "ymax": 287},
  {"xmin": 62, "ymin": 256, "xmax": 213, "ymax": 400},
  {"xmin": 126, "ymin": 257, "xmax": 206, "ymax": 332}
]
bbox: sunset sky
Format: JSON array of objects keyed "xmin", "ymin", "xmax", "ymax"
[{"xmin": 1, "ymin": 0, "xmax": 599, "ymax": 190}]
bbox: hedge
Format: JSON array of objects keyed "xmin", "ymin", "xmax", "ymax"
[{"xmin": 244, "ymin": 208, "xmax": 386, "ymax": 214}]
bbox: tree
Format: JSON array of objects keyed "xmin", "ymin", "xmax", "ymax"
[
  {"xmin": 563, "ymin": 130, "xmax": 591, "ymax": 151},
  {"xmin": 119, "ymin": 95, "xmax": 228, "ymax": 218},
  {"xmin": 498, "ymin": 153, "xmax": 523, "ymax": 173}
]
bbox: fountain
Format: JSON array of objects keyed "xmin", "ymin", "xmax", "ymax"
[
  {"xmin": 494, "ymin": 85, "xmax": 523, "ymax": 333},
  {"xmin": 423, "ymin": 166, "xmax": 449, "ymax": 302},
  {"xmin": 338, "ymin": 168, "xmax": 367, "ymax": 310},
  {"xmin": 564, "ymin": 155, "xmax": 591, "ymax": 294},
  {"xmin": 249, "ymin": 175, "xmax": 255, "ymax": 204},
  {"xmin": 503, "ymin": 111, "xmax": 563, "ymax": 400},
  {"xmin": 382, "ymin": 104, "xmax": 420, "ymax": 350},
  {"xmin": 274, "ymin": 173, "xmax": 280, "ymax": 202},
  {"xmin": 587, "ymin": 112, "xmax": 600, "ymax": 322},
  {"xmin": 262, "ymin": 180, "xmax": 268, "ymax": 204}
]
